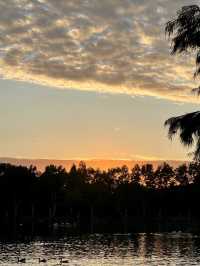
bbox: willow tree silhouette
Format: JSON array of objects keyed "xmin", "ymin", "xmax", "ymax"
[{"xmin": 165, "ymin": 5, "xmax": 200, "ymax": 160}]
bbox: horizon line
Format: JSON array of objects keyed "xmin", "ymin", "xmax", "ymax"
[{"xmin": 0, "ymin": 156, "xmax": 189, "ymax": 162}]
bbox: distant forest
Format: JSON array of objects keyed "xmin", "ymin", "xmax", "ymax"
[{"xmin": 1, "ymin": 161, "xmax": 200, "ymax": 238}]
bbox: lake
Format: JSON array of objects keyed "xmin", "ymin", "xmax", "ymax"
[{"xmin": 1, "ymin": 233, "xmax": 200, "ymax": 265}]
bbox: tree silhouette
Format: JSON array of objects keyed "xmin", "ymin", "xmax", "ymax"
[
  {"xmin": 165, "ymin": 5, "xmax": 200, "ymax": 160},
  {"xmin": 131, "ymin": 164, "xmax": 141, "ymax": 185},
  {"xmin": 155, "ymin": 163, "xmax": 174, "ymax": 189},
  {"xmin": 175, "ymin": 164, "xmax": 189, "ymax": 186},
  {"xmin": 0, "ymin": 161, "xmax": 200, "ymax": 236},
  {"xmin": 141, "ymin": 164, "xmax": 155, "ymax": 188}
]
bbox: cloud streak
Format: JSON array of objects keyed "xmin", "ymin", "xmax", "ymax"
[{"xmin": 0, "ymin": 0, "xmax": 199, "ymax": 103}]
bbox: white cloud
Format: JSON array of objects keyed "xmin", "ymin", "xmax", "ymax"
[{"xmin": 0, "ymin": 0, "xmax": 199, "ymax": 102}]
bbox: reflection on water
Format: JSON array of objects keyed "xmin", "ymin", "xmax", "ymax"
[{"xmin": 0, "ymin": 233, "xmax": 200, "ymax": 265}]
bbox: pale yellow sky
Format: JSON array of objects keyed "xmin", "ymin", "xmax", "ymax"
[{"xmin": 0, "ymin": 79, "xmax": 197, "ymax": 161}]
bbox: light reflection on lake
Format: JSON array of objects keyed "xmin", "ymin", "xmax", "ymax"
[{"xmin": 0, "ymin": 233, "xmax": 200, "ymax": 265}]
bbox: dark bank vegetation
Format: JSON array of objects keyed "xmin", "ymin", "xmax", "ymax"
[{"xmin": 1, "ymin": 161, "xmax": 200, "ymax": 237}]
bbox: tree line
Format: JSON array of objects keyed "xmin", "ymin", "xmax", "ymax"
[{"xmin": 1, "ymin": 161, "xmax": 200, "ymax": 237}]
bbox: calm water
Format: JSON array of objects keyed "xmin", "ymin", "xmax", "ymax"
[{"xmin": 1, "ymin": 233, "xmax": 200, "ymax": 265}]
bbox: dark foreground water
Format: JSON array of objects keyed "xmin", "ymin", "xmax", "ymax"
[{"xmin": 1, "ymin": 233, "xmax": 200, "ymax": 265}]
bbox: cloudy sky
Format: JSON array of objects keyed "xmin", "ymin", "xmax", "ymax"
[{"xmin": 0, "ymin": 0, "xmax": 200, "ymax": 161}]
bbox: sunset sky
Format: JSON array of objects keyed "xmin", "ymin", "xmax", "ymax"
[{"xmin": 0, "ymin": 0, "xmax": 200, "ymax": 161}]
